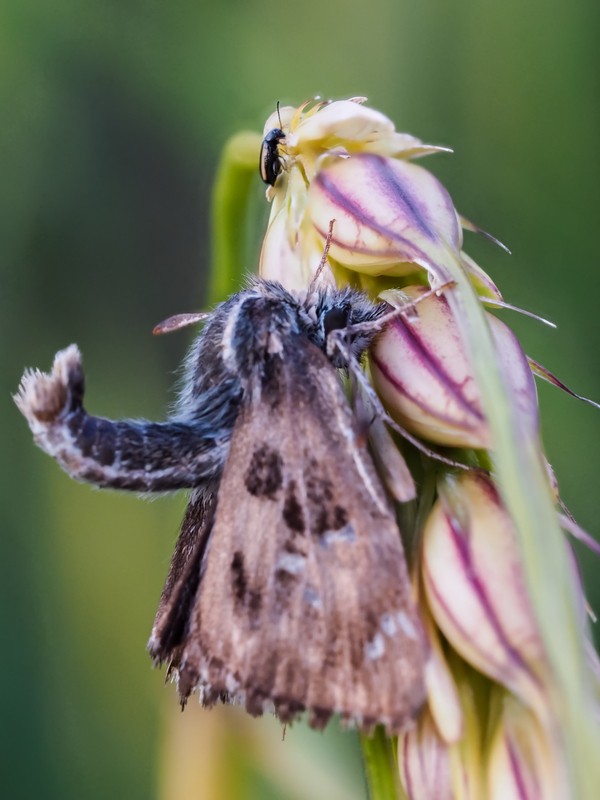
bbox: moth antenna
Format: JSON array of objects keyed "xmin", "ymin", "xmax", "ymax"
[
  {"xmin": 343, "ymin": 280, "xmax": 456, "ymax": 339},
  {"xmin": 276, "ymin": 100, "xmax": 283, "ymax": 130},
  {"xmin": 307, "ymin": 219, "xmax": 336, "ymax": 296}
]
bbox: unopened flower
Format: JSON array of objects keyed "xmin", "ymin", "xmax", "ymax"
[
  {"xmin": 306, "ymin": 152, "xmax": 462, "ymax": 277},
  {"xmin": 422, "ymin": 608, "xmax": 463, "ymax": 744},
  {"xmin": 399, "ymin": 651, "xmax": 486, "ymax": 800},
  {"xmin": 259, "ymin": 98, "xmax": 463, "ymax": 289},
  {"xmin": 486, "ymin": 694, "xmax": 568, "ymax": 800},
  {"xmin": 399, "ymin": 710, "xmax": 454, "ymax": 800},
  {"xmin": 370, "ymin": 285, "xmax": 539, "ymax": 447},
  {"xmin": 422, "ymin": 472, "xmax": 550, "ymax": 717}
]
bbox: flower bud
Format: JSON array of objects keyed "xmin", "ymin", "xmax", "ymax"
[
  {"xmin": 422, "ymin": 473, "xmax": 549, "ymax": 714},
  {"xmin": 487, "ymin": 695, "xmax": 568, "ymax": 800},
  {"xmin": 307, "ymin": 152, "xmax": 462, "ymax": 277},
  {"xmin": 422, "ymin": 606, "xmax": 463, "ymax": 744},
  {"xmin": 399, "ymin": 710, "xmax": 454, "ymax": 800},
  {"xmin": 400, "ymin": 644, "xmax": 488, "ymax": 800},
  {"xmin": 369, "ymin": 286, "xmax": 539, "ymax": 448},
  {"xmin": 259, "ymin": 205, "xmax": 324, "ymax": 290},
  {"xmin": 259, "ymin": 98, "xmax": 455, "ymax": 286}
]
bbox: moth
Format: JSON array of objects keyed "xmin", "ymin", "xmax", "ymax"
[{"xmin": 15, "ymin": 277, "xmax": 427, "ymax": 733}]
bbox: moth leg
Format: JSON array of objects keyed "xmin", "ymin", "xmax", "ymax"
[
  {"xmin": 328, "ymin": 333, "xmax": 469, "ymax": 471},
  {"xmin": 14, "ymin": 345, "xmax": 228, "ymax": 491}
]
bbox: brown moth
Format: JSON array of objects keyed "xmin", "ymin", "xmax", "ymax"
[{"xmin": 14, "ymin": 278, "xmax": 427, "ymax": 733}]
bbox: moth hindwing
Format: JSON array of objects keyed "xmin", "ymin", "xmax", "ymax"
[{"xmin": 15, "ymin": 278, "xmax": 427, "ymax": 734}]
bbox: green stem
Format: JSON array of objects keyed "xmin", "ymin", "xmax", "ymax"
[
  {"xmin": 360, "ymin": 729, "xmax": 404, "ymax": 800},
  {"xmin": 209, "ymin": 130, "xmax": 262, "ymax": 304}
]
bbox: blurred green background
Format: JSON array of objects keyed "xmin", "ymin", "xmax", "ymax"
[{"xmin": 2, "ymin": 1, "xmax": 598, "ymax": 798}]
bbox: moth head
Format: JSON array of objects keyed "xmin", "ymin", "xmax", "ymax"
[
  {"xmin": 322, "ymin": 302, "xmax": 352, "ymax": 338},
  {"xmin": 315, "ymin": 290, "xmax": 385, "ymax": 368}
]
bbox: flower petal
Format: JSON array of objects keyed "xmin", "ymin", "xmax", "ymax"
[
  {"xmin": 367, "ymin": 414, "xmax": 416, "ymax": 502},
  {"xmin": 259, "ymin": 205, "xmax": 337, "ymax": 289},
  {"xmin": 289, "ymin": 100, "xmax": 396, "ymax": 147}
]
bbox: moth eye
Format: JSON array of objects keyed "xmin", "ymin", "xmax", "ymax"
[
  {"xmin": 259, "ymin": 128, "xmax": 285, "ymax": 186},
  {"xmin": 323, "ymin": 304, "xmax": 351, "ymax": 337}
]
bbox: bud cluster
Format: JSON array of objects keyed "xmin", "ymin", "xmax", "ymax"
[{"xmin": 258, "ymin": 98, "xmax": 598, "ymax": 799}]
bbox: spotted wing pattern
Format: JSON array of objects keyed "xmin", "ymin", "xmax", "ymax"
[{"xmin": 152, "ymin": 336, "xmax": 426, "ymax": 733}]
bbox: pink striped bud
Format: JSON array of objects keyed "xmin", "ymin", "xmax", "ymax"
[
  {"xmin": 486, "ymin": 696, "xmax": 568, "ymax": 800},
  {"xmin": 307, "ymin": 152, "xmax": 461, "ymax": 278},
  {"xmin": 399, "ymin": 711, "xmax": 454, "ymax": 800},
  {"xmin": 422, "ymin": 473, "xmax": 549, "ymax": 715},
  {"xmin": 370, "ymin": 286, "xmax": 538, "ymax": 448}
]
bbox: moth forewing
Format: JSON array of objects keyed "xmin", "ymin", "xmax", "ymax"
[{"xmin": 168, "ymin": 334, "xmax": 427, "ymax": 733}]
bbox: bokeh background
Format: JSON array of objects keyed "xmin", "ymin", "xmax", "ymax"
[{"xmin": 2, "ymin": 1, "xmax": 598, "ymax": 798}]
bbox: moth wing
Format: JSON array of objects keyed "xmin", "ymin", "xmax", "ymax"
[
  {"xmin": 148, "ymin": 488, "xmax": 216, "ymax": 664},
  {"xmin": 176, "ymin": 338, "xmax": 427, "ymax": 733}
]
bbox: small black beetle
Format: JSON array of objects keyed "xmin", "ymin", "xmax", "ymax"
[{"xmin": 259, "ymin": 128, "xmax": 286, "ymax": 186}]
